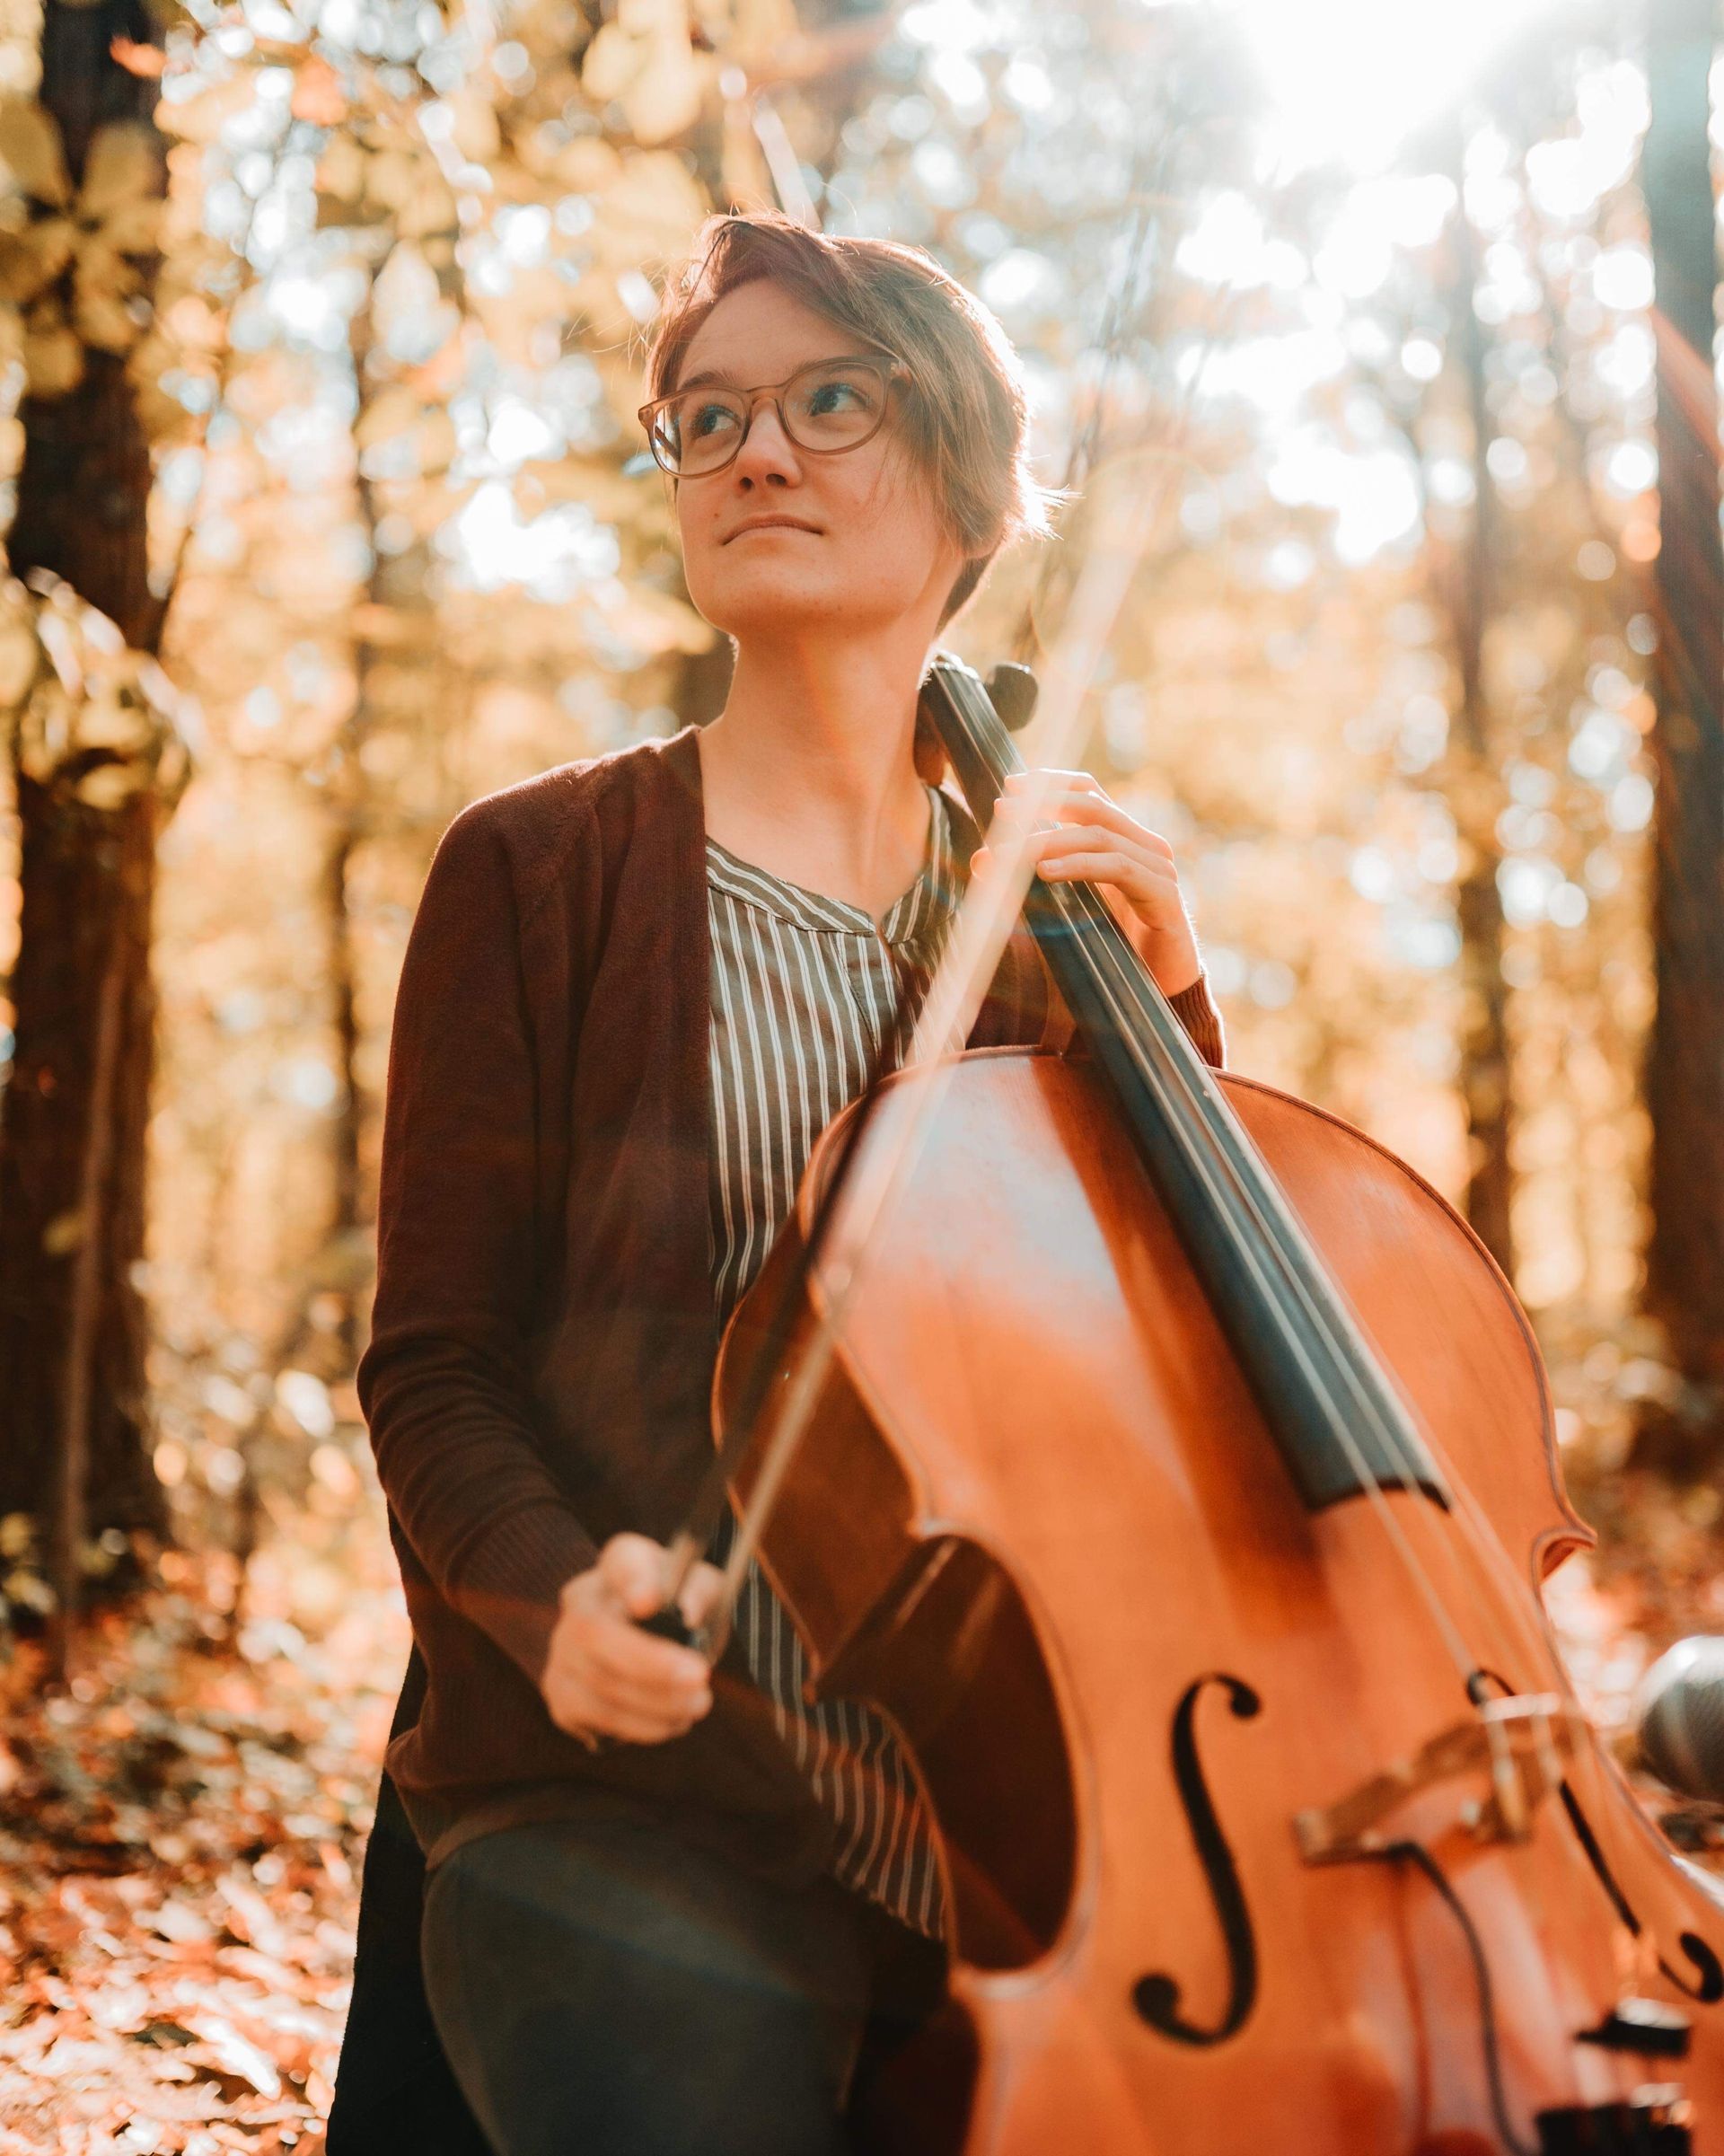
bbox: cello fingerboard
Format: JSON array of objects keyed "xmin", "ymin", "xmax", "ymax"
[{"xmin": 919, "ymin": 651, "xmax": 1447, "ymax": 1518}]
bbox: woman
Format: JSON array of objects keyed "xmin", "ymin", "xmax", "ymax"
[{"xmin": 345, "ymin": 211, "xmax": 1227, "ymax": 2156}]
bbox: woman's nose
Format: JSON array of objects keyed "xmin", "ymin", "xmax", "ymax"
[{"xmin": 731, "ymin": 399, "xmax": 802, "ymax": 481}]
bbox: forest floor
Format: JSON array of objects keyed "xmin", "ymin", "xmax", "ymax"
[
  {"xmin": 0, "ymin": 1512, "xmax": 405, "ymax": 2156},
  {"xmin": 2, "ymin": 1466, "xmax": 1723, "ymax": 2153}
]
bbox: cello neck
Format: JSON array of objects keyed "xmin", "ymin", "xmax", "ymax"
[{"xmin": 920, "ymin": 652, "xmax": 1447, "ymax": 1515}]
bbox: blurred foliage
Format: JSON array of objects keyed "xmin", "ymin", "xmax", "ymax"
[
  {"xmin": 0, "ymin": 0, "xmax": 1694, "ymax": 1670},
  {"xmin": 0, "ymin": 0, "xmax": 1713, "ymax": 2142},
  {"xmin": 0, "ymin": 0, "xmax": 1691, "ymax": 1559}
]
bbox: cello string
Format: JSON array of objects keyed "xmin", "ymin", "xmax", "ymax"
[
  {"xmin": 898, "ymin": 713, "xmax": 1610, "ymax": 2125},
  {"xmin": 1072, "ymin": 857, "xmax": 1573, "ymax": 1682},
  {"xmin": 1051, "ymin": 794, "xmax": 1650, "ymax": 2070}
]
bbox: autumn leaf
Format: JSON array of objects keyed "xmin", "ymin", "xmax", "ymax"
[
  {"xmin": 41, "ymin": 1209, "xmax": 85, "ymax": 1255},
  {"xmin": 110, "ymin": 35, "xmax": 167, "ymax": 79},
  {"xmin": 22, "ymin": 317, "xmax": 83, "ymax": 397},
  {"xmin": 581, "ymin": 22, "xmax": 641, "ymax": 104},
  {"xmin": 0, "ymin": 217, "xmax": 75, "ymax": 306},
  {"xmin": 620, "ymin": 43, "xmax": 707, "ymax": 146},
  {"xmin": 94, "ymin": 194, "xmax": 164, "ymax": 259},
  {"xmin": 74, "ymin": 242, "xmax": 150, "ymax": 355},
  {"xmin": 351, "ymin": 383, "xmax": 419, "ymax": 451},
  {"xmin": 363, "ymin": 146, "xmax": 424, "ymax": 216},
  {"xmin": 395, "ymin": 172, "xmax": 459, "ymax": 242},
  {"xmin": 291, "ymin": 57, "xmax": 348, "ymax": 128},
  {"xmin": 0, "ymin": 97, "xmax": 70, "ymax": 207},
  {"xmin": 0, "ymin": 618, "xmax": 40, "ymax": 706},
  {"xmin": 76, "ymin": 121, "xmax": 164, "ymax": 226}
]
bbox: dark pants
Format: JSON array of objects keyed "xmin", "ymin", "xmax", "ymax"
[
  {"xmin": 420, "ymin": 1802, "xmax": 947, "ymax": 2156},
  {"xmin": 327, "ymin": 1764, "xmax": 493, "ymax": 2156}
]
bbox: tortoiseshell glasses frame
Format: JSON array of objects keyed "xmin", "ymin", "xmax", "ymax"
[{"xmin": 636, "ymin": 353, "xmax": 910, "ymax": 480}]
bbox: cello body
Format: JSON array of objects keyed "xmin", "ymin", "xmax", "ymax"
[{"xmin": 715, "ymin": 1048, "xmax": 1724, "ymax": 2153}]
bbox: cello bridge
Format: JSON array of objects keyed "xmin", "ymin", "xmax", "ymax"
[{"xmin": 1295, "ymin": 1694, "xmax": 1587, "ymax": 1864}]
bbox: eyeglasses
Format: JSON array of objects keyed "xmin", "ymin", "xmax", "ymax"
[{"xmin": 636, "ymin": 353, "xmax": 909, "ymax": 480}]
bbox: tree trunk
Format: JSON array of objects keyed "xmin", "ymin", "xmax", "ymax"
[
  {"xmin": 319, "ymin": 278, "xmax": 384, "ymax": 1368},
  {"xmin": 1442, "ymin": 135, "xmax": 1517, "ymax": 1279},
  {"xmin": 0, "ymin": 0, "xmax": 166, "ymax": 1536},
  {"xmin": 47, "ymin": 917, "xmax": 127, "ymax": 1676},
  {"xmin": 1637, "ymin": 0, "xmax": 1724, "ymax": 1472},
  {"xmin": 0, "ymin": 786, "xmax": 161, "ymax": 1530}
]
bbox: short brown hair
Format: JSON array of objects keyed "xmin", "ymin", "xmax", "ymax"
[{"xmin": 640, "ymin": 210, "xmax": 1069, "ymax": 627}]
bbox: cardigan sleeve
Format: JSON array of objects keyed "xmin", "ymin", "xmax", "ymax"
[
  {"xmin": 1034, "ymin": 954, "xmax": 1228, "ymax": 1069},
  {"xmin": 358, "ymin": 799, "xmax": 599, "ymax": 1688},
  {"xmin": 1168, "ymin": 973, "xmax": 1227, "ymax": 1069}
]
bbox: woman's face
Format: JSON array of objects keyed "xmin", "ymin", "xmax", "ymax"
[{"xmin": 667, "ymin": 279, "xmax": 966, "ymax": 646}]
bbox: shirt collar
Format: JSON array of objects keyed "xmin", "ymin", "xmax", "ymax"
[{"xmin": 705, "ymin": 788, "xmax": 961, "ymax": 947}]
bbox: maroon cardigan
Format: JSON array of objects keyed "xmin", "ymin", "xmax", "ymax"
[{"xmin": 358, "ymin": 726, "xmax": 1226, "ymax": 1871}]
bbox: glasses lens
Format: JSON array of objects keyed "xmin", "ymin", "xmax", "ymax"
[
  {"xmin": 655, "ymin": 389, "xmax": 747, "ymax": 476},
  {"xmin": 784, "ymin": 360, "xmax": 890, "ymax": 453}
]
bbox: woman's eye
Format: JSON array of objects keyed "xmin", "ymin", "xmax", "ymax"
[
  {"xmin": 688, "ymin": 400, "xmax": 739, "ymax": 437},
  {"xmin": 807, "ymin": 378, "xmax": 868, "ymax": 413}
]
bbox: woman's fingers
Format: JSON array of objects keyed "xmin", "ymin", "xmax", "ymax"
[
  {"xmin": 582, "ymin": 1655, "xmax": 708, "ymax": 1732},
  {"xmin": 1034, "ymin": 847, "xmax": 1165, "ymax": 891},
  {"xmin": 998, "ymin": 781, "xmax": 1174, "ymax": 858},
  {"xmin": 1052, "ymin": 796, "xmax": 1174, "ymax": 859},
  {"xmin": 982, "ymin": 774, "xmax": 1203, "ymax": 998},
  {"xmin": 980, "ymin": 809, "xmax": 1170, "ymax": 867},
  {"xmin": 1025, "ymin": 823, "xmax": 1178, "ymax": 871},
  {"xmin": 1023, "ymin": 828, "xmax": 1182, "ymax": 913},
  {"xmin": 974, "ymin": 824, "xmax": 1183, "ymax": 925},
  {"xmin": 543, "ymin": 1534, "xmax": 717, "ymax": 1746},
  {"xmin": 1003, "ymin": 767, "xmax": 1106, "ymax": 797},
  {"xmin": 550, "ymin": 1674, "xmax": 702, "ymax": 1746},
  {"xmin": 679, "ymin": 1559, "xmax": 728, "ymax": 1629},
  {"xmin": 546, "ymin": 1643, "xmax": 709, "ymax": 1745},
  {"xmin": 596, "ymin": 1530, "xmax": 676, "ymax": 1618},
  {"xmin": 578, "ymin": 1602, "xmax": 709, "ymax": 1694}
]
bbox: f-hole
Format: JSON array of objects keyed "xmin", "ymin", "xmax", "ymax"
[
  {"xmin": 1475, "ymin": 1661, "xmax": 1723, "ymax": 2008},
  {"xmin": 1132, "ymin": 1671, "xmax": 1262, "ymax": 2046},
  {"xmin": 1558, "ymin": 1782, "xmax": 1724, "ymax": 2005}
]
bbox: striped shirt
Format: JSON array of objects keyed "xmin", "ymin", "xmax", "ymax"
[{"xmin": 706, "ymin": 787, "xmax": 957, "ymax": 1939}]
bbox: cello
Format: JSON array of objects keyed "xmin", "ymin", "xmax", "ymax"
[{"xmin": 692, "ymin": 648, "xmax": 1724, "ymax": 2153}]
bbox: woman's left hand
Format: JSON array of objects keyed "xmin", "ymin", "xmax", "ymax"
[{"xmin": 972, "ymin": 769, "xmax": 1203, "ymax": 999}]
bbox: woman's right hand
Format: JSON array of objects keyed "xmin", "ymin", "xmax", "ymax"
[{"xmin": 541, "ymin": 1533, "xmax": 721, "ymax": 1747}]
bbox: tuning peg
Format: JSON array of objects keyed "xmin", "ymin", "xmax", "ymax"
[{"xmin": 984, "ymin": 662, "xmax": 1039, "ymax": 734}]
